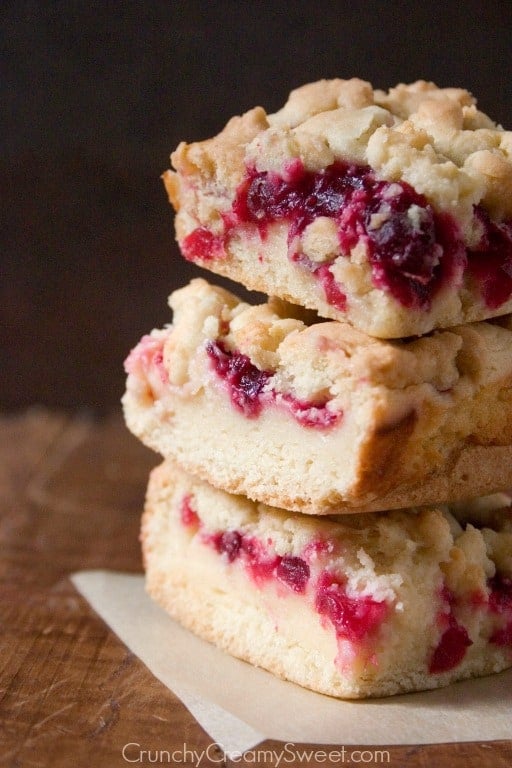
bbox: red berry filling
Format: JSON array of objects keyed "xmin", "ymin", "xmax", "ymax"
[
  {"xmin": 488, "ymin": 573, "xmax": 512, "ymax": 613},
  {"xmin": 182, "ymin": 227, "xmax": 225, "ymax": 262},
  {"xmin": 429, "ymin": 614, "xmax": 472, "ymax": 674},
  {"xmin": 204, "ymin": 522, "xmax": 388, "ymax": 636},
  {"xmin": 429, "ymin": 588, "xmax": 472, "ymax": 674},
  {"xmin": 280, "ymin": 394, "xmax": 340, "ymax": 428},
  {"xmin": 315, "ymin": 262, "xmax": 348, "ymax": 312},
  {"xmin": 238, "ymin": 162, "xmax": 462, "ymax": 307},
  {"xmin": 276, "ymin": 556, "xmax": 311, "ymax": 593},
  {"xmin": 183, "ymin": 160, "xmax": 512, "ymax": 312},
  {"xmin": 303, "ymin": 538, "xmax": 336, "ymax": 562},
  {"xmin": 467, "ymin": 210, "xmax": 512, "ymax": 309},
  {"xmin": 208, "ymin": 528, "xmax": 309, "ymax": 590},
  {"xmin": 315, "ymin": 572, "xmax": 387, "ymax": 643},
  {"xmin": 188, "ymin": 506, "xmax": 311, "ymax": 593},
  {"xmin": 488, "ymin": 573, "xmax": 512, "ymax": 647},
  {"xmin": 178, "ymin": 500, "xmax": 512, "ymax": 671},
  {"xmin": 184, "ymin": 161, "xmax": 466, "ymax": 309},
  {"xmin": 234, "ymin": 161, "xmax": 465, "ymax": 310},
  {"xmin": 213, "ymin": 530, "xmax": 243, "ymax": 562},
  {"xmin": 185, "ymin": 510, "xmax": 389, "ymax": 653},
  {"xmin": 429, "ymin": 621, "xmax": 473, "ymax": 674},
  {"xmin": 206, "ymin": 339, "xmax": 340, "ymax": 428},
  {"xmin": 180, "ymin": 495, "xmax": 200, "ymax": 528},
  {"xmin": 124, "ymin": 334, "xmax": 169, "ymax": 385},
  {"xmin": 206, "ymin": 340, "xmax": 272, "ymax": 417},
  {"xmin": 241, "ymin": 538, "xmax": 282, "ymax": 583}
]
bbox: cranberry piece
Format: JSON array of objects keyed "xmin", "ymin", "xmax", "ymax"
[
  {"xmin": 429, "ymin": 621, "xmax": 472, "ymax": 674},
  {"xmin": 179, "ymin": 495, "xmax": 200, "ymax": 528},
  {"xmin": 283, "ymin": 394, "xmax": 340, "ymax": 429},
  {"xmin": 240, "ymin": 536, "xmax": 279, "ymax": 581},
  {"xmin": 488, "ymin": 573, "xmax": 512, "ymax": 613},
  {"xmin": 490, "ymin": 621, "xmax": 512, "ymax": 647},
  {"xmin": 247, "ymin": 558, "xmax": 280, "ymax": 582},
  {"xmin": 315, "ymin": 572, "xmax": 387, "ymax": 642},
  {"xmin": 207, "ymin": 530, "xmax": 279, "ymax": 579},
  {"xmin": 467, "ymin": 208, "xmax": 512, "ymax": 309},
  {"xmin": 232, "ymin": 161, "xmax": 463, "ymax": 310},
  {"xmin": 206, "ymin": 340, "xmax": 271, "ymax": 417},
  {"xmin": 303, "ymin": 538, "xmax": 335, "ymax": 561},
  {"xmin": 124, "ymin": 334, "xmax": 169, "ymax": 384},
  {"xmin": 429, "ymin": 587, "xmax": 472, "ymax": 673},
  {"xmin": 276, "ymin": 556, "xmax": 310, "ymax": 593},
  {"xmin": 315, "ymin": 263, "xmax": 347, "ymax": 311},
  {"xmin": 213, "ymin": 530, "xmax": 242, "ymax": 562},
  {"xmin": 182, "ymin": 227, "xmax": 224, "ymax": 262},
  {"xmin": 488, "ymin": 573, "xmax": 512, "ymax": 646},
  {"xmin": 367, "ymin": 204, "xmax": 463, "ymax": 309},
  {"xmin": 207, "ymin": 340, "xmax": 341, "ymax": 429}
]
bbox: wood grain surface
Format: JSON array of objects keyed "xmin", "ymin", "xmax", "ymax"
[{"xmin": 1, "ymin": 409, "xmax": 511, "ymax": 768}]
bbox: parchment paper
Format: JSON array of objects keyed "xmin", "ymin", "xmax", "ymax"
[{"xmin": 71, "ymin": 570, "xmax": 512, "ymax": 754}]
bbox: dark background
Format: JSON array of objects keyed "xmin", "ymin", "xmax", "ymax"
[{"xmin": 3, "ymin": 0, "xmax": 512, "ymax": 413}]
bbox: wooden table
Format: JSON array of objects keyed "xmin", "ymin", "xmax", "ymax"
[{"xmin": 1, "ymin": 409, "xmax": 511, "ymax": 767}]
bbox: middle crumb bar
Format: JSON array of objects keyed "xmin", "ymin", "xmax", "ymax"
[{"xmin": 123, "ymin": 277, "xmax": 512, "ymax": 515}]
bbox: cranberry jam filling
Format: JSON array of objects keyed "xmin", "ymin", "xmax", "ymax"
[
  {"xmin": 233, "ymin": 161, "xmax": 463, "ymax": 310},
  {"xmin": 429, "ymin": 619, "xmax": 472, "ymax": 674},
  {"xmin": 315, "ymin": 572, "xmax": 388, "ymax": 643},
  {"xmin": 206, "ymin": 339, "xmax": 340, "ymax": 428},
  {"xmin": 466, "ymin": 209, "xmax": 512, "ymax": 309},
  {"xmin": 181, "ymin": 227, "xmax": 224, "ymax": 263},
  {"xmin": 488, "ymin": 573, "xmax": 512, "ymax": 647},
  {"xmin": 208, "ymin": 529, "xmax": 310, "ymax": 591},
  {"xmin": 179, "ymin": 499, "xmax": 512, "ymax": 670},
  {"xmin": 181, "ymin": 497, "xmax": 388, "ymax": 638},
  {"xmin": 206, "ymin": 523, "xmax": 387, "ymax": 640},
  {"xmin": 180, "ymin": 494, "xmax": 200, "ymax": 528},
  {"xmin": 183, "ymin": 160, "xmax": 512, "ymax": 311},
  {"xmin": 429, "ymin": 587, "xmax": 472, "ymax": 674},
  {"xmin": 205, "ymin": 340, "xmax": 272, "ymax": 418}
]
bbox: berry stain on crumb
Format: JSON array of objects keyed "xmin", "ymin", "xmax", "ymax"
[
  {"xmin": 429, "ymin": 587, "xmax": 472, "ymax": 674},
  {"xmin": 315, "ymin": 571, "xmax": 388, "ymax": 643},
  {"xmin": 179, "ymin": 495, "xmax": 200, "ymax": 528},
  {"xmin": 206, "ymin": 339, "xmax": 340, "ymax": 427}
]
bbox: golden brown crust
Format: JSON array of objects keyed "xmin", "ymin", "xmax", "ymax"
[{"xmin": 354, "ymin": 409, "xmax": 418, "ymax": 498}]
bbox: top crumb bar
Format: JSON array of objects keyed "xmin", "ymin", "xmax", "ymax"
[{"xmin": 164, "ymin": 79, "xmax": 512, "ymax": 338}]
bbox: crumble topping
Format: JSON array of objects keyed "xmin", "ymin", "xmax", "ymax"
[
  {"xmin": 164, "ymin": 278, "xmax": 502, "ymax": 398},
  {"xmin": 168, "ymin": 78, "xmax": 512, "ymax": 229}
]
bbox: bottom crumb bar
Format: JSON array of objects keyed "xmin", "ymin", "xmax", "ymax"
[{"xmin": 142, "ymin": 461, "xmax": 512, "ymax": 699}]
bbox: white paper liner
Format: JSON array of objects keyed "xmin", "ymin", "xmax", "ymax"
[{"xmin": 72, "ymin": 570, "xmax": 512, "ymax": 753}]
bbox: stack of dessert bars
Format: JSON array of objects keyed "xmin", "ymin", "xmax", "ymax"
[{"xmin": 123, "ymin": 78, "xmax": 512, "ymax": 698}]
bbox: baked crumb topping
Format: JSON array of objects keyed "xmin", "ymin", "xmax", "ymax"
[{"xmin": 168, "ymin": 78, "xmax": 512, "ymax": 226}]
